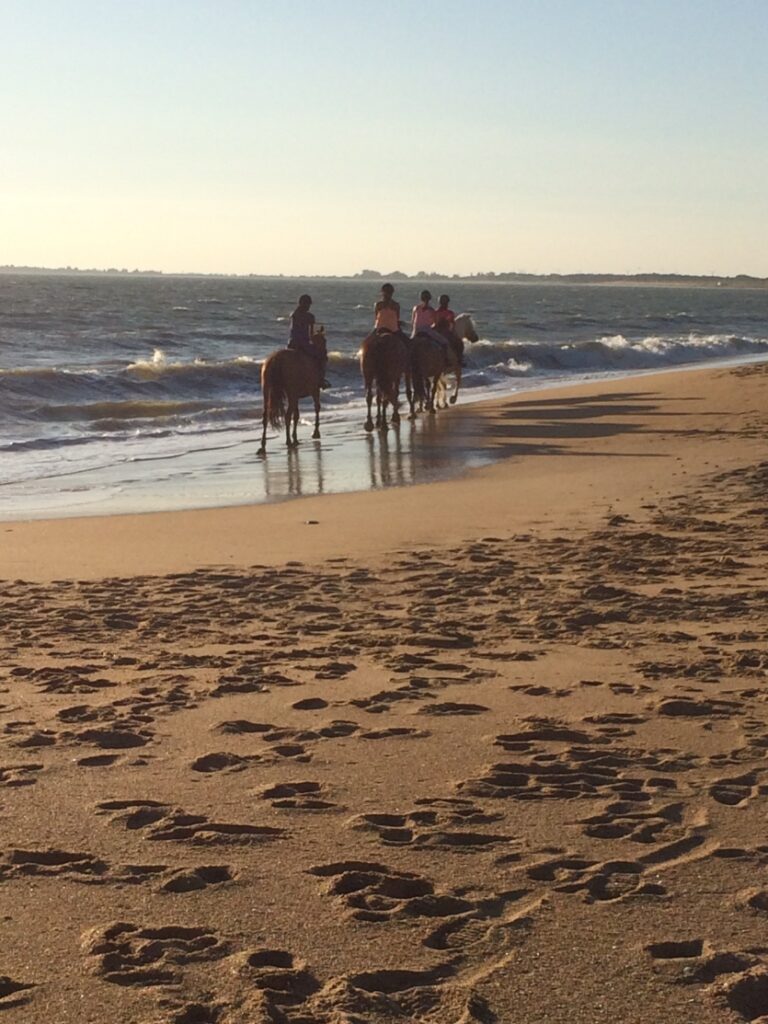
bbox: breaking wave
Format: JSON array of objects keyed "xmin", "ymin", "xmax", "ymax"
[{"xmin": 1, "ymin": 332, "xmax": 765, "ymax": 458}]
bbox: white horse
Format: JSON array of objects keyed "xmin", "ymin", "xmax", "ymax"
[{"xmin": 411, "ymin": 313, "xmax": 479, "ymax": 411}]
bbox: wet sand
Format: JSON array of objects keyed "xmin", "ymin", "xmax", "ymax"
[{"xmin": 1, "ymin": 362, "xmax": 767, "ymax": 1023}]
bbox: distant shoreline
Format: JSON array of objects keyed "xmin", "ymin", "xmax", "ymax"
[{"xmin": 1, "ymin": 266, "xmax": 766, "ymax": 289}]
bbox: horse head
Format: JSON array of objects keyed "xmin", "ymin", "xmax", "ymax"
[{"xmin": 454, "ymin": 313, "xmax": 479, "ymax": 344}]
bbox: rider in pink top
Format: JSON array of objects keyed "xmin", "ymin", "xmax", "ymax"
[
  {"xmin": 411, "ymin": 289, "xmax": 447, "ymax": 347},
  {"xmin": 411, "ymin": 290, "xmax": 436, "ymax": 333}
]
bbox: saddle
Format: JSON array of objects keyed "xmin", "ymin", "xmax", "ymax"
[{"xmin": 414, "ymin": 331, "xmax": 458, "ymax": 369}]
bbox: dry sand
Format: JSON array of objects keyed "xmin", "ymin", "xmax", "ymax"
[{"xmin": 0, "ymin": 362, "xmax": 766, "ymax": 1023}]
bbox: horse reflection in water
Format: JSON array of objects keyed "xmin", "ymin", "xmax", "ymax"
[
  {"xmin": 259, "ymin": 442, "xmax": 325, "ymax": 500},
  {"xmin": 367, "ymin": 428, "xmax": 410, "ymax": 490}
]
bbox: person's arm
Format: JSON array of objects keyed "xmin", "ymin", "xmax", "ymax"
[
  {"xmin": 411, "ymin": 306, "xmax": 418, "ymax": 333},
  {"xmin": 393, "ymin": 301, "xmax": 402, "ymax": 329}
]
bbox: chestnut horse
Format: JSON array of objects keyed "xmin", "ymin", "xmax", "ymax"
[
  {"xmin": 257, "ymin": 328, "xmax": 328, "ymax": 455},
  {"xmin": 360, "ymin": 331, "xmax": 414, "ymax": 432},
  {"xmin": 410, "ymin": 313, "xmax": 479, "ymax": 413}
]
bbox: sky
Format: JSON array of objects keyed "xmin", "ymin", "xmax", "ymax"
[{"xmin": 2, "ymin": 0, "xmax": 767, "ymax": 276}]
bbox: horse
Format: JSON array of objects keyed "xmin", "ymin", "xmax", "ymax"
[
  {"xmin": 359, "ymin": 331, "xmax": 414, "ymax": 432},
  {"xmin": 257, "ymin": 328, "xmax": 328, "ymax": 455},
  {"xmin": 410, "ymin": 313, "xmax": 479, "ymax": 413}
]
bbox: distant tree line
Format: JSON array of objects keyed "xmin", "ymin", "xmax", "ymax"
[{"xmin": 1, "ymin": 265, "xmax": 766, "ymax": 288}]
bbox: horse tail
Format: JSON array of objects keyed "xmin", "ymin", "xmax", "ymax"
[
  {"xmin": 408, "ymin": 346, "xmax": 426, "ymax": 405},
  {"xmin": 412, "ymin": 365, "xmax": 427, "ymax": 406},
  {"xmin": 262, "ymin": 355, "xmax": 286, "ymax": 429},
  {"xmin": 373, "ymin": 340, "xmax": 400, "ymax": 404}
]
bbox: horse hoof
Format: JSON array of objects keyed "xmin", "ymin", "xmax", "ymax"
[
  {"xmin": 364, "ymin": 421, "xmax": 374, "ymax": 433},
  {"xmin": 449, "ymin": 395, "xmax": 457, "ymax": 405},
  {"xmin": 257, "ymin": 447, "xmax": 266, "ymax": 456},
  {"xmin": 312, "ymin": 431, "xmax": 320, "ymax": 440}
]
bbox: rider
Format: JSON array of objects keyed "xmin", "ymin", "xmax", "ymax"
[
  {"xmin": 412, "ymin": 289, "xmax": 449, "ymax": 349},
  {"xmin": 287, "ymin": 294, "xmax": 328, "ymax": 387},
  {"xmin": 433, "ymin": 293, "xmax": 464, "ymax": 366},
  {"xmin": 373, "ymin": 283, "xmax": 407, "ymax": 340}
]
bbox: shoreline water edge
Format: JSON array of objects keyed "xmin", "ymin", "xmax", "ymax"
[
  {"xmin": 1, "ymin": 275, "xmax": 767, "ymax": 520},
  {"xmin": 1, "ymin": 354, "xmax": 766, "ymax": 522},
  {"xmin": 2, "ymin": 361, "xmax": 766, "ymax": 582}
]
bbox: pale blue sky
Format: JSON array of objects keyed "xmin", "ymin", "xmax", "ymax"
[{"xmin": 2, "ymin": 0, "xmax": 766, "ymax": 275}]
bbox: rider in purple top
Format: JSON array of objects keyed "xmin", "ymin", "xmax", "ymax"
[
  {"xmin": 287, "ymin": 294, "xmax": 328, "ymax": 387},
  {"xmin": 288, "ymin": 294, "xmax": 316, "ymax": 355}
]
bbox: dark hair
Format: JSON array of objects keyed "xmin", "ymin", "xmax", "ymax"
[
  {"xmin": 381, "ymin": 283, "xmax": 394, "ymax": 294},
  {"xmin": 439, "ymin": 293, "xmax": 450, "ymax": 305},
  {"xmin": 298, "ymin": 294, "xmax": 312, "ymax": 305},
  {"xmin": 420, "ymin": 290, "xmax": 432, "ymax": 301}
]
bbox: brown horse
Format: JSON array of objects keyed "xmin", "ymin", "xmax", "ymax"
[
  {"xmin": 257, "ymin": 329, "xmax": 328, "ymax": 455},
  {"xmin": 410, "ymin": 313, "xmax": 479, "ymax": 413},
  {"xmin": 360, "ymin": 331, "xmax": 413, "ymax": 432}
]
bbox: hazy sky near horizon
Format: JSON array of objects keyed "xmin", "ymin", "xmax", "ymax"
[{"xmin": 2, "ymin": 0, "xmax": 767, "ymax": 276}]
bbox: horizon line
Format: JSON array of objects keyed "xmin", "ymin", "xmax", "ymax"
[{"xmin": 1, "ymin": 264, "xmax": 767, "ymax": 284}]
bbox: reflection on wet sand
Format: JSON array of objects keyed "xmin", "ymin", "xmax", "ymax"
[
  {"xmin": 367, "ymin": 427, "xmax": 408, "ymax": 489},
  {"xmin": 260, "ymin": 440, "xmax": 326, "ymax": 499},
  {"xmin": 254, "ymin": 409, "xmax": 498, "ymax": 507},
  {"xmin": 6, "ymin": 401, "xmax": 501, "ymax": 520}
]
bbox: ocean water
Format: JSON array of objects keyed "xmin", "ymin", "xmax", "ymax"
[{"xmin": 1, "ymin": 274, "xmax": 766, "ymax": 519}]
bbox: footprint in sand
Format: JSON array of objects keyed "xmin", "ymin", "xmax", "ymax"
[
  {"xmin": 307, "ymin": 860, "xmax": 476, "ymax": 923},
  {"xmin": 0, "ymin": 847, "xmax": 234, "ymax": 893},
  {"xmin": 577, "ymin": 798, "xmax": 688, "ymax": 844},
  {"xmin": 417, "ymin": 702, "xmax": 489, "ymax": 717},
  {"xmin": 291, "ymin": 697, "xmax": 329, "ymax": 711},
  {"xmin": 0, "ymin": 975, "xmax": 35, "ymax": 1010},
  {"xmin": 0, "ymin": 763, "xmax": 43, "ymax": 787},
  {"xmin": 709, "ymin": 770, "xmax": 762, "ymax": 806},
  {"xmin": 10, "ymin": 665, "xmax": 117, "ymax": 694},
  {"xmin": 359, "ymin": 726, "xmax": 429, "ymax": 740},
  {"xmin": 95, "ymin": 799, "xmax": 285, "ymax": 846},
  {"xmin": 81, "ymin": 922, "xmax": 231, "ymax": 987},
  {"xmin": 258, "ymin": 780, "xmax": 338, "ymax": 810},
  {"xmin": 191, "ymin": 751, "xmax": 259, "ymax": 774},
  {"xmin": 348, "ymin": 797, "xmax": 509, "ymax": 852}
]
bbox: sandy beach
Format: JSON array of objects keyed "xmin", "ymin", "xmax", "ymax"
[{"xmin": 1, "ymin": 361, "xmax": 767, "ymax": 1023}]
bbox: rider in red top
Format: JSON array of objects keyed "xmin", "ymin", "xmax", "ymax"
[
  {"xmin": 433, "ymin": 294, "xmax": 463, "ymax": 365},
  {"xmin": 433, "ymin": 295, "xmax": 456, "ymax": 333}
]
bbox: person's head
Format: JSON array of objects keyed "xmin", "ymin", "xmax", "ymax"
[
  {"xmin": 420, "ymin": 290, "xmax": 432, "ymax": 303},
  {"xmin": 438, "ymin": 293, "xmax": 450, "ymax": 308},
  {"xmin": 381, "ymin": 283, "xmax": 394, "ymax": 299},
  {"xmin": 298, "ymin": 294, "xmax": 312, "ymax": 309}
]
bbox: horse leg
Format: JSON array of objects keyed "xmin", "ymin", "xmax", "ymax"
[
  {"xmin": 391, "ymin": 379, "xmax": 401, "ymax": 425},
  {"xmin": 312, "ymin": 391, "xmax": 321, "ymax": 439},
  {"xmin": 291, "ymin": 401, "xmax": 299, "ymax": 446},
  {"xmin": 405, "ymin": 371, "xmax": 415, "ymax": 419},
  {"xmin": 258, "ymin": 405, "xmax": 268, "ymax": 455},
  {"xmin": 364, "ymin": 380, "xmax": 375, "ymax": 432},
  {"xmin": 429, "ymin": 377, "xmax": 438, "ymax": 414},
  {"xmin": 376, "ymin": 389, "xmax": 384, "ymax": 430},
  {"xmin": 450, "ymin": 364, "xmax": 462, "ymax": 405}
]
